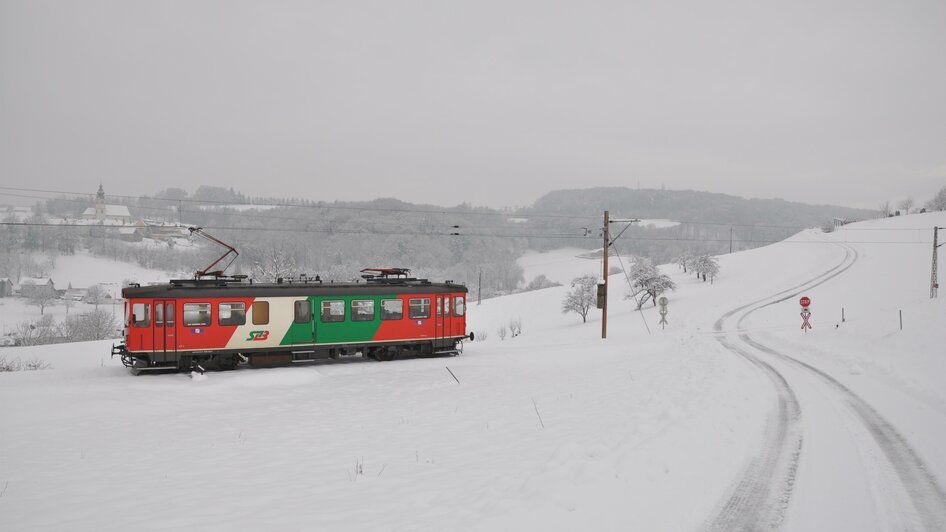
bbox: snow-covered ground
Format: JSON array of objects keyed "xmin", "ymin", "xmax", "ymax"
[
  {"xmin": 48, "ymin": 251, "xmax": 174, "ymax": 289},
  {"xmin": 1, "ymin": 212, "xmax": 944, "ymax": 531},
  {"xmin": 0, "ymin": 253, "xmax": 172, "ymax": 335}
]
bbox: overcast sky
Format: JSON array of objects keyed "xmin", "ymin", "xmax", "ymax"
[{"xmin": 2, "ymin": 0, "xmax": 944, "ymax": 210}]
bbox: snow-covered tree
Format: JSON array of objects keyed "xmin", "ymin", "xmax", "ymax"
[
  {"xmin": 926, "ymin": 185, "xmax": 946, "ymax": 211},
  {"xmin": 562, "ymin": 274, "xmax": 598, "ymax": 323},
  {"xmin": 673, "ymin": 254, "xmax": 692, "ymax": 273},
  {"xmin": 253, "ymin": 243, "xmax": 297, "ymax": 282},
  {"xmin": 626, "ymin": 258, "xmax": 677, "ymax": 309},
  {"xmin": 692, "ymin": 255, "xmax": 720, "ymax": 283}
]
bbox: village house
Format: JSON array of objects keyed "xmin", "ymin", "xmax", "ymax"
[
  {"xmin": 0, "ymin": 277, "xmax": 13, "ymax": 297},
  {"xmin": 17, "ymin": 277, "xmax": 56, "ymax": 298}
]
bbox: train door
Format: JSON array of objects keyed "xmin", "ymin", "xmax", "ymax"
[
  {"xmin": 442, "ymin": 296, "xmax": 453, "ymax": 338},
  {"xmin": 153, "ymin": 300, "xmax": 177, "ymax": 357},
  {"xmin": 291, "ymin": 299, "xmax": 316, "ymax": 344},
  {"xmin": 130, "ymin": 300, "xmax": 153, "ymax": 352},
  {"xmin": 453, "ymin": 295, "xmax": 466, "ymax": 337},
  {"xmin": 435, "ymin": 296, "xmax": 448, "ymax": 343}
]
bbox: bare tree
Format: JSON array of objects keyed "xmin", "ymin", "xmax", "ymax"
[
  {"xmin": 27, "ymin": 286, "xmax": 58, "ymax": 315},
  {"xmin": 899, "ymin": 197, "xmax": 915, "ymax": 215},
  {"xmin": 252, "ymin": 243, "xmax": 297, "ymax": 282},
  {"xmin": 879, "ymin": 201, "xmax": 892, "ymax": 217},
  {"xmin": 562, "ymin": 274, "xmax": 598, "ymax": 323},
  {"xmin": 85, "ymin": 284, "xmax": 106, "ymax": 309},
  {"xmin": 15, "ymin": 315, "xmax": 57, "ymax": 346},
  {"xmin": 59, "ymin": 309, "xmax": 118, "ymax": 342},
  {"xmin": 927, "ymin": 185, "xmax": 946, "ymax": 211}
]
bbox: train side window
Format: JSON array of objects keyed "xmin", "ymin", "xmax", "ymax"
[
  {"xmin": 436, "ymin": 298, "xmax": 442, "ymax": 317},
  {"xmin": 155, "ymin": 303, "xmax": 164, "ymax": 326},
  {"xmin": 252, "ymin": 301, "xmax": 270, "ymax": 325},
  {"xmin": 167, "ymin": 303, "xmax": 175, "ymax": 326},
  {"xmin": 454, "ymin": 296, "xmax": 465, "ymax": 316},
  {"xmin": 132, "ymin": 303, "xmax": 150, "ymax": 327},
  {"xmin": 219, "ymin": 302, "xmax": 246, "ymax": 326},
  {"xmin": 320, "ymin": 300, "xmax": 345, "ymax": 323},
  {"xmin": 351, "ymin": 300, "xmax": 375, "ymax": 322},
  {"xmin": 409, "ymin": 298, "xmax": 430, "ymax": 319},
  {"xmin": 381, "ymin": 299, "xmax": 403, "ymax": 320},
  {"xmin": 183, "ymin": 303, "xmax": 212, "ymax": 326},
  {"xmin": 294, "ymin": 300, "xmax": 310, "ymax": 324},
  {"xmin": 444, "ymin": 297, "xmax": 450, "ymax": 316}
]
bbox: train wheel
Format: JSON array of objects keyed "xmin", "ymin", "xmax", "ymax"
[{"xmin": 374, "ymin": 347, "xmax": 398, "ymax": 362}]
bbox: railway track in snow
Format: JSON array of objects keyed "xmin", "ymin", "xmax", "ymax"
[{"xmin": 705, "ymin": 242, "xmax": 946, "ymax": 531}]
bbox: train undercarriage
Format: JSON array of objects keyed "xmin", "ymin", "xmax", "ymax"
[{"xmin": 112, "ymin": 337, "xmax": 466, "ymax": 375}]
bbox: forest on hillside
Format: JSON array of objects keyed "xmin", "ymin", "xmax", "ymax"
[{"xmin": 1, "ymin": 185, "xmax": 882, "ymax": 298}]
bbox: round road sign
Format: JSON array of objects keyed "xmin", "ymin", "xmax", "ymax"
[
  {"xmin": 658, "ymin": 296, "xmax": 668, "ymax": 307},
  {"xmin": 799, "ymin": 296, "xmax": 811, "ymax": 307}
]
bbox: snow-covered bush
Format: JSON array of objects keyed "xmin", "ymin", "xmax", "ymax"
[
  {"xmin": 508, "ymin": 317, "xmax": 522, "ymax": 337},
  {"xmin": 523, "ymin": 274, "xmax": 561, "ymax": 292},
  {"xmin": 58, "ymin": 309, "xmax": 119, "ymax": 342},
  {"xmin": 0, "ymin": 356, "xmax": 53, "ymax": 372}
]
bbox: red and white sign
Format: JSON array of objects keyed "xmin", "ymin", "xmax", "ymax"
[
  {"xmin": 799, "ymin": 296, "xmax": 811, "ymax": 308},
  {"xmin": 801, "ymin": 310, "xmax": 812, "ymax": 331}
]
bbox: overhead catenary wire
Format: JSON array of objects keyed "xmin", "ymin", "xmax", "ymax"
[
  {"xmin": 3, "ymin": 185, "xmax": 911, "ymax": 232},
  {"xmin": 0, "ymin": 221, "xmax": 938, "ymax": 245}
]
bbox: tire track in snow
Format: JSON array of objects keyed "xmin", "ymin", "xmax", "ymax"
[
  {"xmin": 708, "ymin": 241, "xmax": 946, "ymax": 531},
  {"xmin": 705, "ymin": 337, "xmax": 802, "ymax": 532},
  {"xmin": 705, "ymin": 243, "xmax": 856, "ymax": 531}
]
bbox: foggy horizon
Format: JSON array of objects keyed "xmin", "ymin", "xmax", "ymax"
[{"xmin": 2, "ymin": 1, "xmax": 944, "ymax": 211}]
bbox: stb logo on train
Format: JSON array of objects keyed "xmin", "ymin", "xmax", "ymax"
[{"xmin": 246, "ymin": 330, "xmax": 270, "ymax": 341}]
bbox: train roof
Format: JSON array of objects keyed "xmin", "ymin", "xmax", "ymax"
[{"xmin": 122, "ymin": 278, "xmax": 468, "ymax": 299}]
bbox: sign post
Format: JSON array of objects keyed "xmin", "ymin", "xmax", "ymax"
[
  {"xmin": 800, "ymin": 296, "xmax": 812, "ymax": 332},
  {"xmin": 658, "ymin": 296, "xmax": 669, "ymax": 330}
]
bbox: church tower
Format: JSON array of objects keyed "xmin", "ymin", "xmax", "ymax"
[{"xmin": 95, "ymin": 184, "xmax": 106, "ymax": 220}]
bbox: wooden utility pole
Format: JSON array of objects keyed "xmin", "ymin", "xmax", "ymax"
[
  {"xmin": 602, "ymin": 210, "xmax": 609, "ymax": 339},
  {"xmin": 932, "ymin": 226, "xmax": 943, "ymax": 298},
  {"xmin": 478, "ymin": 270, "xmax": 482, "ymax": 305}
]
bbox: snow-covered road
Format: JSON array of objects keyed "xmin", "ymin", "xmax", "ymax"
[{"xmin": 707, "ymin": 241, "xmax": 946, "ymax": 531}]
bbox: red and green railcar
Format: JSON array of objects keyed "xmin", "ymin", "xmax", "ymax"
[{"xmin": 112, "ymin": 275, "xmax": 470, "ymax": 373}]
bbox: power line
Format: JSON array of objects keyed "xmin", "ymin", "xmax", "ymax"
[
  {"xmin": 2, "ymin": 185, "xmax": 928, "ymax": 233},
  {"xmin": 0, "ymin": 221, "xmax": 937, "ymax": 245}
]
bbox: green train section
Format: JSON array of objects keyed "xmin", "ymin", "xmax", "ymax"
[{"xmin": 279, "ymin": 294, "xmax": 394, "ymax": 346}]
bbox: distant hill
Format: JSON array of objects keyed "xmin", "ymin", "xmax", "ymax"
[
  {"xmin": 528, "ymin": 187, "xmax": 874, "ymax": 226},
  {"xmin": 518, "ymin": 187, "xmax": 878, "ymax": 262}
]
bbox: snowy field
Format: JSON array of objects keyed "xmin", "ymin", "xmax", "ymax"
[
  {"xmin": 1, "ymin": 212, "xmax": 945, "ymax": 531},
  {"xmin": 0, "ymin": 252, "xmax": 172, "ymax": 336}
]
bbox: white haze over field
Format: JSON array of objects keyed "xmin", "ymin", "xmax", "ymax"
[
  {"xmin": 1, "ymin": 1, "xmax": 945, "ymax": 209},
  {"xmin": 1, "ymin": 211, "xmax": 944, "ymax": 530}
]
